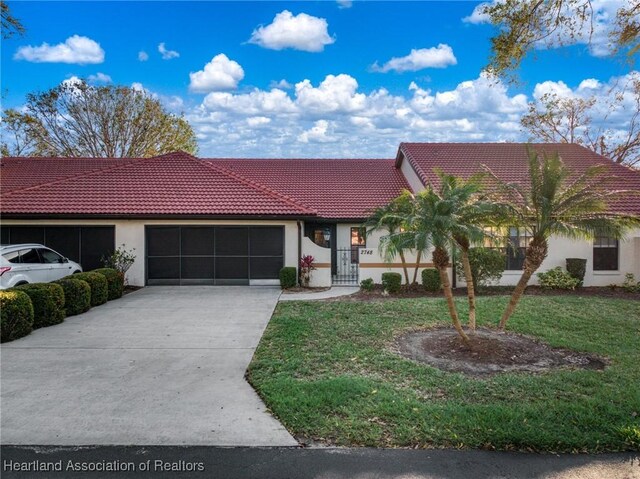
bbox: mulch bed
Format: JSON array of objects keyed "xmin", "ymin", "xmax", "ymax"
[
  {"xmin": 123, "ymin": 285, "xmax": 143, "ymax": 295},
  {"xmin": 282, "ymin": 286, "xmax": 331, "ymax": 294},
  {"xmin": 394, "ymin": 326, "xmax": 607, "ymax": 377},
  {"xmin": 339, "ymin": 284, "xmax": 640, "ymax": 302}
]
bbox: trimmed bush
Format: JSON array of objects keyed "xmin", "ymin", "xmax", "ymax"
[
  {"xmin": 455, "ymin": 247, "xmax": 505, "ymax": 292},
  {"xmin": 54, "ymin": 278, "xmax": 91, "ymax": 316},
  {"xmin": 1, "ymin": 290, "xmax": 34, "ymax": 342},
  {"xmin": 421, "ymin": 268, "xmax": 441, "ymax": 292},
  {"xmin": 15, "ymin": 283, "xmax": 65, "ymax": 328},
  {"xmin": 381, "ymin": 272, "xmax": 402, "ymax": 293},
  {"xmin": 566, "ymin": 258, "xmax": 587, "ymax": 286},
  {"xmin": 360, "ymin": 278, "xmax": 375, "ymax": 292},
  {"xmin": 93, "ymin": 268, "xmax": 125, "ymax": 300},
  {"xmin": 279, "ymin": 267, "xmax": 297, "ymax": 289},
  {"xmin": 537, "ymin": 267, "xmax": 581, "ymax": 290},
  {"xmin": 69, "ymin": 272, "xmax": 108, "ymax": 306}
]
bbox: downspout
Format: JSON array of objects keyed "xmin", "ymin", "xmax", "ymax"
[{"xmin": 297, "ymin": 221, "xmax": 302, "ymax": 286}]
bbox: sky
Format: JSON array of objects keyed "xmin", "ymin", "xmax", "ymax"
[{"xmin": 2, "ymin": 0, "xmax": 637, "ymax": 158}]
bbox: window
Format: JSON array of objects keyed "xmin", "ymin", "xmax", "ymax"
[
  {"xmin": 3, "ymin": 251, "xmax": 21, "ymax": 264},
  {"xmin": 19, "ymin": 248, "xmax": 41, "ymax": 264},
  {"xmin": 39, "ymin": 248, "xmax": 63, "ymax": 264},
  {"xmin": 593, "ymin": 235, "xmax": 619, "ymax": 271},
  {"xmin": 483, "ymin": 226, "xmax": 533, "ymax": 270},
  {"xmin": 350, "ymin": 227, "xmax": 366, "ymax": 264}
]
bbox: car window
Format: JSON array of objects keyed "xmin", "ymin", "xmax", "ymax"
[
  {"xmin": 2, "ymin": 251, "xmax": 21, "ymax": 264},
  {"xmin": 19, "ymin": 248, "xmax": 41, "ymax": 264},
  {"xmin": 39, "ymin": 248, "xmax": 62, "ymax": 264}
]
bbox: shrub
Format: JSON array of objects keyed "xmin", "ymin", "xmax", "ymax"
[
  {"xmin": 54, "ymin": 278, "xmax": 91, "ymax": 316},
  {"xmin": 279, "ymin": 267, "xmax": 297, "ymax": 289},
  {"xmin": 381, "ymin": 272, "xmax": 402, "ymax": 293},
  {"xmin": 360, "ymin": 278, "xmax": 375, "ymax": 292},
  {"xmin": 102, "ymin": 244, "xmax": 136, "ymax": 280},
  {"xmin": 566, "ymin": 258, "xmax": 587, "ymax": 286},
  {"xmin": 421, "ymin": 268, "xmax": 441, "ymax": 292},
  {"xmin": 15, "ymin": 283, "xmax": 65, "ymax": 328},
  {"xmin": 1, "ymin": 290, "xmax": 34, "ymax": 342},
  {"xmin": 537, "ymin": 267, "xmax": 581, "ymax": 290},
  {"xmin": 622, "ymin": 273, "xmax": 640, "ymax": 293},
  {"xmin": 93, "ymin": 268, "xmax": 125, "ymax": 300},
  {"xmin": 455, "ymin": 247, "xmax": 505, "ymax": 292},
  {"xmin": 299, "ymin": 255, "xmax": 316, "ymax": 287},
  {"xmin": 70, "ymin": 272, "xmax": 108, "ymax": 306}
]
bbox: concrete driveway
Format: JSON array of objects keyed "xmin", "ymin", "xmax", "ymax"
[{"xmin": 0, "ymin": 286, "xmax": 297, "ymax": 446}]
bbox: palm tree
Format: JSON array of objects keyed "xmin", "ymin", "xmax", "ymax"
[
  {"xmin": 411, "ymin": 188, "xmax": 474, "ymax": 345},
  {"xmin": 432, "ymin": 171, "xmax": 493, "ymax": 331},
  {"xmin": 364, "ymin": 191, "xmax": 415, "ymax": 284},
  {"xmin": 484, "ymin": 149, "xmax": 640, "ymax": 330}
]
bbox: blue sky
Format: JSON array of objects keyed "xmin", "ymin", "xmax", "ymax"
[{"xmin": 2, "ymin": 1, "xmax": 635, "ymax": 157}]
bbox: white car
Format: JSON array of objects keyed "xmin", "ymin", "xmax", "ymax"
[{"xmin": 0, "ymin": 244, "xmax": 83, "ymax": 290}]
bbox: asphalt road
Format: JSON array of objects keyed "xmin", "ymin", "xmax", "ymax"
[{"xmin": 2, "ymin": 446, "xmax": 638, "ymax": 479}]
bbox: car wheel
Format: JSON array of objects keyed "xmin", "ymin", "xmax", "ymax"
[
  {"xmin": 15, "ymin": 281, "xmax": 28, "ymax": 286},
  {"xmin": 72, "ymin": 270, "xmax": 81, "ymax": 274}
]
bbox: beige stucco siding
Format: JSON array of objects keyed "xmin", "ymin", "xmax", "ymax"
[{"xmin": 399, "ymin": 157, "xmax": 424, "ymax": 194}]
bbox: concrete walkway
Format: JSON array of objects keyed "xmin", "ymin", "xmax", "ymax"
[
  {"xmin": 0, "ymin": 286, "xmax": 297, "ymax": 446},
  {"xmin": 280, "ymin": 286, "xmax": 359, "ymax": 301}
]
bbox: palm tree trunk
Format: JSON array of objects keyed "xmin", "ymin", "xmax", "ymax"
[
  {"xmin": 437, "ymin": 265, "xmax": 470, "ymax": 347},
  {"xmin": 499, "ymin": 237, "xmax": 548, "ymax": 330},
  {"xmin": 398, "ymin": 250, "xmax": 410, "ymax": 285},
  {"xmin": 412, "ymin": 250, "xmax": 422, "ymax": 284},
  {"xmin": 433, "ymin": 246, "xmax": 470, "ymax": 347},
  {"xmin": 460, "ymin": 247, "xmax": 476, "ymax": 331}
]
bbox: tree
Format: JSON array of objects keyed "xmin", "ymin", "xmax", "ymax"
[
  {"xmin": 521, "ymin": 75, "xmax": 640, "ymax": 167},
  {"xmin": 482, "ymin": 0, "xmax": 639, "ymax": 82},
  {"xmin": 364, "ymin": 191, "xmax": 415, "ymax": 285},
  {"xmin": 411, "ymin": 188, "xmax": 471, "ymax": 345},
  {"xmin": 1, "ymin": 80, "xmax": 198, "ymax": 158},
  {"xmin": 1, "ymin": 1, "xmax": 25, "ymax": 39},
  {"xmin": 484, "ymin": 148, "xmax": 639, "ymax": 330}
]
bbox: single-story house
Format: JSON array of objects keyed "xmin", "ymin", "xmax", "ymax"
[{"xmin": 1, "ymin": 143, "xmax": 639, "ymax": 288}]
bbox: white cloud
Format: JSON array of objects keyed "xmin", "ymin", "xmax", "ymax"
[
  {"xmin": 298, "ymin": 120, "xmax": 336, "ymax": 143},
  {"xmin": 87, "ymin": 72, "xmax": 112, "ymax": 84},
  {"xmin": 337, "ymin": 0, "xmax": 353, "ymax": 8},
  {"xmin": 270, "ymin": 79, "xmax": 293, "ymax": 90},
  {"xmin": 248, "ymin": 10, "xmax": 335, "ymax": 52},
  {"xmin": 138, "ymin": 51, "xmax": 149, "ymax": 61},
  {"xmin": 295, "ymin": 74, "xmax": 366, "ymax": 115},
  {"xmin": 158, "ymin": 42, "xmax": 179, "ymax": 60},
  {"xmin": 14, "ymin": 35, "xmax": 104, "ymax": 64},
  {"xmin": 372, "ymin": 44, "xmax": 457, "ymax": 73},
  {"xmin": 202, "ymin": 88, "xmax": 297, "ymax": 115},
  {"xmin": 189, "ymin": 54, "xmax": 245, "ymax": 93},
  {"xmin": 462, "ymin": 1, "xmax": 498, "ymax": 24},
  {"xmin": 247, "ymin": 116, "xmax": 271, "ymax": 127},
  {"xmin": 129, "ymin": 82, "xmax": 184, "ymax": 112}
]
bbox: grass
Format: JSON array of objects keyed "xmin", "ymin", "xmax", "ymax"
[{"xmin": 247, "ymin": 295, "xmax": 640, "ymax": 452}]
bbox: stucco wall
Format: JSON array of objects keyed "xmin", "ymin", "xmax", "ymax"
[
  {"xmin": 2, "ymin": 218, "xmax": 299, "ymax": 287},
  {"xmin": 399, "ymin": 157, "xmax": 424, "ymax": 194},
  {"xmin": 300, "ymin": 236, "xmax": 332, "ymax": 287}
]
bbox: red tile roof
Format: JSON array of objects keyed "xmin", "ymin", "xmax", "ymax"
[
  {"xmin": 205, "ymin": 158, "xmax": 409, "ymax": 219},
  {"xmin": 1, "ymin": 152, "xmax": 316, "ymax": 217},
  {"xmin": 398, "ymin": 143, "xmax": 640, "ymax": 216}
]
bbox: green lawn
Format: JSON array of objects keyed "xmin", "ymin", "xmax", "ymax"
[{"xmin": 247, "ymin": 295, "xmax": 640, "ymax": 452}]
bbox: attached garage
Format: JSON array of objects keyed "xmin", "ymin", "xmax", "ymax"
[
  {"xmin": 0, "ymin": 225, "xmax": 115, "ymax": 271},
  {"xmin": 145, "ymin": 225, "xmax": 284, "ymax": 285}
]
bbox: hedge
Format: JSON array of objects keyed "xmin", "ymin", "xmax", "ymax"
[
  {"xmin": 381, "ymin": 272, "xmax": 402, "ymax": 293},
  {"xmin": 1, "ymin": 290, "xmax": 34, "ymax": 342},
  {"xmin": 54, "ymin": 278, "xmax": 91, "ymax": 316},
  {"xmin": 15, "ymin": 283, "xmax": 65, "ymax": 328},
  {"xmin": 279, "ymin": 267, "xmax": 297, "ymax": 289},
  {"xmin": 93, "ymin": 268, "xmax": 125, "ymax": 300},
  {"xmin": 566, "ymin": 258, "xmax": 587, "ymax": 286},
  {"xmin": 69, "ymin": 272, "xmax": 108, "ymax": 306},
  {"xmin": 421, "ymin": 268, "xmax": 441, "ymax": 292}
]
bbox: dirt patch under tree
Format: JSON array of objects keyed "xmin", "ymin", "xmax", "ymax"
[{"xmin": 394, "ymin": 327, "xmax": 607, "ymax": 377}]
